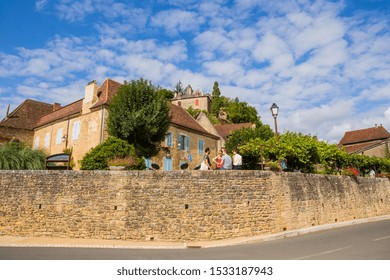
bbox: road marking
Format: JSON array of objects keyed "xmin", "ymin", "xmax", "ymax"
[
  {"xmin": 373, "ymin": 235, "xmax": 390, "ymax": 242},
  {"xmin": 293, "ymin": 246, "xmax": 353, "ymax": 260}
]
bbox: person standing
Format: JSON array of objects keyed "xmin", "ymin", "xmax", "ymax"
[
  {"xmin": 212, "ymin": 150, "xmax": 223, "ymax": 170},
  {"xmin": 233, "ymin": 149, "xmax": 242, "ymax": 170},
  {"xmin": 221, "ymin": 147, "xmax": 232, "ymax": 170},
  {"xmin": 200, "ymin": 147, "xmax": 213, "ymax": 170}
]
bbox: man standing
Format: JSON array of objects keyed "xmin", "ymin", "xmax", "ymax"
[
  {"xmin": 221, "ymin": 147, "xmax": 232, "ymax": 170},
  {"xmin": 233, "ymin": 149, "xmax": 242, "ymax": 170}
]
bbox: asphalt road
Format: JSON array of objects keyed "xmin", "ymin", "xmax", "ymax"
[{"xmin": 1, "ymin": 219, "xmax": 389, "ymax": 260}]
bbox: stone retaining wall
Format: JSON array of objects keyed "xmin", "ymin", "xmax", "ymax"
[{"xmin": 0, "ymin": 170, "xmax": 389, "ymax": 241}]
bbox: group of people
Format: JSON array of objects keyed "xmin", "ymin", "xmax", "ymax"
[{"xmin": 200, "ymin": 147, "xmax": 242, "ymax": 170}]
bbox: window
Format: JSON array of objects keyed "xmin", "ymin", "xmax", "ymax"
[
  {"xmin": 72, "ymin": 120, "xmax": 81, "ymax": 140},
  {"xmin": 44, "ymin": 133, "xmax": 51, "ymax": 148},
  {"xmin": 178, "ymin": 134, "xmax": 190, "ymax": 151},
  {"xmin": 56, "ymin": 128, "xmax": 63, "ymax": 145},
  {"xmin": 166, "ymin": 133, "xmax": 172, "ymax": 147},
  {"xmin": 34, "ymin": 137, "xmax": 40, "ymax": 149},
  {"xmin": 198, "ymin": 139, "xmax": 204, "ymax": 155}
]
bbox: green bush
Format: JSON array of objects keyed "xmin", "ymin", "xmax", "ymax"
[
  {"xmin": 0, "ymin": 142, "xmax": 47, "ymax": 170},
  {"xmin": 80, "ymin": 137, "xmax": 145, "ymax": 170}
]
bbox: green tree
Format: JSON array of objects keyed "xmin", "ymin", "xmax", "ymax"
[
  {"xmin": 0, "ymin": 142, "xmax": 47, "ymax": 170},
  {"xmin": 226, "ymin": 99, "xmax": 260, "ymax": 124},
  {"xmin": 225, "ymin": 124, "xmax": 274, "ymax": 153},
  {"xmin": 211, "ymin": 81, "xmax": 222, "ymax": 115},
  {"xmin": 157, "ymin": 88, "xmax": 174, "ymax": 100},
  {"xmin": 107, "ymin": 78, "xmax": 171, "ymax": 157}
]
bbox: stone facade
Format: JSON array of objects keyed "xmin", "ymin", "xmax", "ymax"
[
  {"xmin": 0, "ymin": 171, "xmax": 389, "ymax": 242},
  {"xmin": 155, "ymin": 125, "xmax": 219, "ymax": 170},
  {"xmin": 33, "ymin": 107, "xmax": 108, "ymax": 169}
]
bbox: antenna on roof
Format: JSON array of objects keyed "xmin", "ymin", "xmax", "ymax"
[{"xmin": 6, "ymin": 104, "xmax": 10, "ymax": 118}]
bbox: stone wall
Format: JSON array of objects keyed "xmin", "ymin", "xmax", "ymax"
[{"xmin": 0, "ymin": 171, "xmax": 389, "ymax": 242}]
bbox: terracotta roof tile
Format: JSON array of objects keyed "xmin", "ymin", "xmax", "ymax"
[
  {"xmin": 339, "ymin": 126, "xmax": 390, "ymax": 145},
  {"xmin": 0, "ymin": 99, "xmax": 53, "ymax": 130},
  {"xmin": 342, "ymin": 140, "xmax": 384, "ymax": 154},
  {"xmin": 214, "ymin": 123, "xmax": 254, "ymax": 140},
  {"xmin": 35, "ymin": 99, "xmax": 83, "ymax": 128},
  {"xmin": 170, "ymin": 104, "xmax": 219, "ymax": 139}
]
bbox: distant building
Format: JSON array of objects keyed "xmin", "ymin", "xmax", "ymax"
[
  {"xmin": 171, "ymin": 84, "xmax": 212, "ymax": 113},
  {"xmin": 338, "ymin": 125, "xmax": 390, "ymax": 158},
  {"xmin": 0, "ymin": 99, "xmax": 54, "ymax": 144}
]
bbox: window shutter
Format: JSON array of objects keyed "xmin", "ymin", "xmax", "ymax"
[
  {"xmin": 44, "ymin": 133, "xmax": 50, "ymax": 148},
  {"xmin": 167, "ymin": 133, "xmax": 172, "ymax": 147},
  {"xmin": 72, "ymin": 121, "xmax": 81, "ymax": 140},
  {"xmin": 186, "ymin": 136, "xmax": 190, "ymax": 152},
  {"xmin": 164, "ymin": 157, "xmax": 173, "ymax": 171},
  {"xmin": 56, "ymin": 128, "xmax": 63, "ymax": 145},
  {"xmin": 198, "ymin": 140, "xmax": 204, "ymax": 155},
  {"xmin": 144, "ymin": 158, "xmax": 152, "ymax": 169},
  {"xmin": 34, "ymin": 137, "xmax": 40, "ymax": 149}
]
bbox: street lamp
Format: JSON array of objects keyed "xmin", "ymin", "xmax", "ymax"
[{"xmin": 270, "ymin": 103, "xmax": 279, "ymax": 143}]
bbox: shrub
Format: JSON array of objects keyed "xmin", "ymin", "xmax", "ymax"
[
  {"xmin": 0, "ymin": 142, "xmax": 47, "ymax": 170},
  {"xmin": 80, "ymin": 137, "xmax": 145, "ymax": 170}
]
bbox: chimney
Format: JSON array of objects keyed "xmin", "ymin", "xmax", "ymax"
[
  {"xmin": 53, "ymin": 103, "xmax": 61, "ymax": 111},
  {"xmin": 82, "ymin": 80, "xmax": 98, "ymax": 114}
]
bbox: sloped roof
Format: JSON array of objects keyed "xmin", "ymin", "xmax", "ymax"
[
  {"xmin": 214, "ymin": 123, "xmax": 254, "ymax": 140},
  {"xmin": 170, "ymin": 104, "xmax": 219, "ymax": 139},
  {"xmin": 0, "ymin": 99, "xmax": 53, "ymax": 130},
  {"xmin": 342, "ymin": 140, "xmax": 384, "ymax": 154},
  {"xmin": 35, "ymin": 99, "xmax": 83, "ymax": 128},
  {"xmin": 90, "ymin": 79, "xmax": 123, "ymax": 109},
  {"xmin": 339, "ymin": 126, "xmax": 390, "ymax": 145},
  {"xmin": 35, "ymin": 78, "xmax": 122, "ymax": 128}
]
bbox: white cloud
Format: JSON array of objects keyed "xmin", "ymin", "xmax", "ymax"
[
  {"xmin": 1, "ymin": 0, "xmax": 389, "ymax": 145},
  {"xmin": 150, "ymin": 9, "xmax": 204, "ymax": 35},
  {"xmin": 35, "ymin": 0, "xmax": 48, "ymax": 11}
]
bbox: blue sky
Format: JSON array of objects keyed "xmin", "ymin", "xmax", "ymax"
[{"xmin": 1, "ymin": 0, "xmax": 389, "ymax": 143}]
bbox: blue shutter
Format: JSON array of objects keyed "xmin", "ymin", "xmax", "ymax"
[
  {"xmin": 144, "ymin": 158, "xmax": 152, "ymax": 169},
  {"xmin": 164, "ymin": 157, "xmax": 173, "ymax": 171},
  {"xmin": 198, "ymin": 140, "xmax": 204, "ymax": 155},
  {"xmin": 186, "ymin": 136, "xmax": 190, "ymax": 152},
  {"xmin": 167, "ymin": 133, "xmax": 172, "ymax": 147}
]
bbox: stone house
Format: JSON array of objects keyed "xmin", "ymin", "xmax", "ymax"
[
  {"xmin": 0, "ymin": 99, "xmax": 54, "ymax": 144},
  {"xmin": 338, "ymin": 125, "xmax": 390, "ymax": 158},
  {"xmin": 33, "ymin": 79, "xmax": 219, "ymax": 170},
  {"xmin": 171, "ymin": 84, "xmax": 212, "ymax": 113}
]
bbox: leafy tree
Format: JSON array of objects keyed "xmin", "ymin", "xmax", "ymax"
[
  {"xmin": 107, "ymin": 78, "xmax": 171, "ymax": 157},
  {"xmin": 0, "ymin": 142, "xmax": 47, "ymax": 170},
  {"xmin": 157, "ymin": 88, "xmax": 174, "ymax": 100},
  {"xmin": 225, "ymin": 124, "xmax": 274, "ymax": 153},
  {"xmin": 80, "ymin": 137, "xmax": 145, "ymax": 170},
  {"xmin": 226, "ymin": 99, "xmax": 260, "ymax": 124}
]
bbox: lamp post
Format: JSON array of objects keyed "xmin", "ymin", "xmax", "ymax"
[{"xmin": 270, "ymin": 103, "xmax": 279, "ymax": 144}]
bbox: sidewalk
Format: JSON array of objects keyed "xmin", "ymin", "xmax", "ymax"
[{"xmin": 1, "ymin": 215, "xmax": 389, "ymax": 249}]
